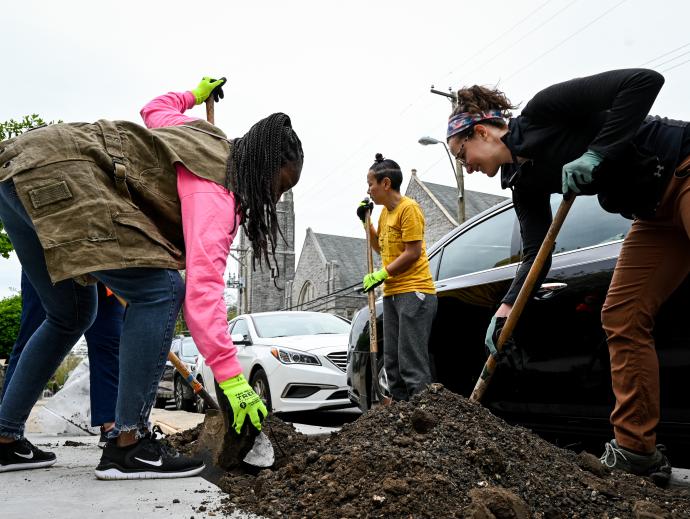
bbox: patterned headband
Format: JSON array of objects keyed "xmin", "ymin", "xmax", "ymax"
[{"xmin": 446, "ymin": 109, "xmax": 504, "ymax": 140}]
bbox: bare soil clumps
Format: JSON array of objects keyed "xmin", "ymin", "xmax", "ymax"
[{"xmin": 170, "ymin": 385, "xmax": 690, "ymax": 518}]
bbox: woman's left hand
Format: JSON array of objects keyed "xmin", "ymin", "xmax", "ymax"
[
  {"xmin": 562, "ymin": 150, "xmax": 603, "ymax": 194},
  {"xmin": 191, "ymin": 76, "xmax": 227, "ymax": 105}
]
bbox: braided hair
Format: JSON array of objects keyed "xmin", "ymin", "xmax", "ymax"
[
  {"xmin": 226, "ymin": 112, "xmax": 303, "ymax": 273},
  {"xmin": 369, "ymin": 153, "xmax": 403, "ymax": 191}
]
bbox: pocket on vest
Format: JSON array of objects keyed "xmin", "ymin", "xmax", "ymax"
[
  {"xmin": 12, "ymin": 162, "xmax": 117, "ymax": 249},
  {"xmin": 113, "ymin": 212, "xmax": 183, "ymax": 259}
]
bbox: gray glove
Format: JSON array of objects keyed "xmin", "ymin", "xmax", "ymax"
[
  {"xmin": 561, "ymin": 150, "xmax": 603, "ymax": 195},
  {"xmin": 485, "ymin": 316, "xmax": 516, "ymax": 359}
]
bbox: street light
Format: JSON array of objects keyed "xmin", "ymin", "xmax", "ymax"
[{"xmin": 418, "ymin": 136, "xmax": 465, "ymax": 223}]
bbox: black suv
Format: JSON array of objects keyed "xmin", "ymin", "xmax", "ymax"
[{"xmin": 347, "ymin": 194, "xmax": 690, "ymax": 457}]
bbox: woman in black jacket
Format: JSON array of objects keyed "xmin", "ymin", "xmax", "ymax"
[{"xmin": 446, "ymin": 68, "xmax": 690, "ymax": 486}]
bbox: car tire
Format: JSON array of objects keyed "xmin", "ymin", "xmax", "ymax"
[
  {"xmin": 250, "ymin": 368, "xmax": 272, "ymax": 413},
  {"xmin": 174, "ymin": 376, "xmax": 194, "ymax": 412},
  {"xmin": 154, "ymin": 396, "xmax": 168, "ymax": 409},
  {"xmin": 194, "ymin": 378, "xmax": 206, "ymax": 414}
]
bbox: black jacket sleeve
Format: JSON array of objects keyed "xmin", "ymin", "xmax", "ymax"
[
  {"xmin": 522, "ymin": 68, "xmax": 664, "ymax": 160},
  {"xmin": 501, "ymin": 187, "xmax": 553, "ymax": 305}
]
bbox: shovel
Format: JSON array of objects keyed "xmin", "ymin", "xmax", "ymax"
[
  {"xmin": 364, "ymin": 200, "xmax": 392, "ymax": 405},
  {"xmin": 469, "ymin": 194, "xmax": 576, "ymax": 403}
]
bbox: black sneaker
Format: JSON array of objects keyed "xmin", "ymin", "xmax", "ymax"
[
  {"xmin": 0, "ymin": 438, "xmax": 57, "ymax": 472},
  {"xmin": 600, "ymin": 439, "xmax": 672, "ymax": 487},
  {"xmin": 98, "ymin": 427, "xmax": 112, "ymax": 449},
  {"xmin": 94, "ymin": 435, "xmax": 204, "ymax": 480}
]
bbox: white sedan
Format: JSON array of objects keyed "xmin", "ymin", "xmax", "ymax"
[{"xmin": 195, "ymin": 311, "xmax": 355, "ymax": 413}]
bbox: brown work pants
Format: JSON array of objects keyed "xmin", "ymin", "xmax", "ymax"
[{"xmin": 602, "ymin": 157, "xmax": 690, "ymax": 454}]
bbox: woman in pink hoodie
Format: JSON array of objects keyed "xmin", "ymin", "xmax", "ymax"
[{"xmin": 0, "ymin": 77, "xmax": 303, "ymax": 480}]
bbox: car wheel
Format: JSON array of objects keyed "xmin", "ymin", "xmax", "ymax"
[
  {"xmin": 154, "ymin": 396, "xmax": 168, "ymax": 409},
  {"xmin": 174, "ymin": 376, "xmax": 194, "ymax": 412},
  {"xmin": 250, "ymin": 368, "xmax": 272, "ymax": 413},
  {"xmin": 194, "ymin": 378, "xmax": 206, "ymax": 414}
]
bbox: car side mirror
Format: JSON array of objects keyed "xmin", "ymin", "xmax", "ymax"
[{"xmin": 231, "ymin": 333, "xmax": 252, "ymax": 345}]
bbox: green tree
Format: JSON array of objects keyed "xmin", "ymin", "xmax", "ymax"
[
  {"xmin": 0, "ymin": 114, "xmax": 59, "ymax": 258},
  {"xmin": 0, "ymin": 294, "xmax": 22, "ymax": 359}
]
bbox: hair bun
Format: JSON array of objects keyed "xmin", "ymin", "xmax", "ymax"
[{"xmin": 374, "ymin": 153, "xmax": 384, "ymax": 163}]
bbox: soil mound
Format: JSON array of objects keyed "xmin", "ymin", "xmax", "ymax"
[{"xmin": 171, "ymin": 385, "xmax": 690, "ymax": 518}]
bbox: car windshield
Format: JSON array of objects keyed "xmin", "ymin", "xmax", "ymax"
[
  {"xmin": 180, "ymin": 339, "xmax": 199, "ymax": 357},
  {"xmin": 252, "ymin": 313, "xmax": 350, "ymax": 338}
]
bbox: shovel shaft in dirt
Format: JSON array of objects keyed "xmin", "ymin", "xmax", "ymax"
[
  {"xmin": 110, "ymin": 291, "xmax": 219, "ymax": 410},
  {"xmin": 469, "ymin": 195, "xmax": 576, "ymax": 403},
  {"xmin": 167, "ymin": 350, "xmax": 219, "ymax": 410},
  {"xmin": 364, "ymin": 204, "xmax": 389, "ymax": 404}
]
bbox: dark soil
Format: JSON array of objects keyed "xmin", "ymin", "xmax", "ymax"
[{"xmin": 166, "ymin": 385, "xmax": 690, "ymax": 518}]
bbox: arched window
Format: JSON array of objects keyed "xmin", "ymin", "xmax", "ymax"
[{"xmin": 297, "ymin": 281, "xmax": 315, "ymax": 309}]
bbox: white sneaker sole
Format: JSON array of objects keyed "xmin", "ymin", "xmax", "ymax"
[
  {"xmin": 94, "ymin": 464, "xmax": 205, "ymax": 480},
  {"xmin": 0, "ymin": 459, "xmax": 57, "ymax": 472}
]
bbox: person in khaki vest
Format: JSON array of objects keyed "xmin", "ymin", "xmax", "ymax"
[{"xmin": 0, "ymin": 76, "xmax": 303, "ymax": 480}]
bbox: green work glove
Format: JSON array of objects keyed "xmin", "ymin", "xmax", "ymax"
[
  {"xmin": 362, "ymin": 268, "xmax": 388, "ymax": 293},
  {"xmin": 484, "ymin": 315, "xmax": 515, "ymax": 359},
  {"xmin": 191, "ymin": 76, "xmax": 227, "ymax": 105},
  {"xmin": 219, "ymin": 373, "xmax": 267, "ymax": 434},
  {"xmin": 561, "ymin": 150, "xmax": 603, "ymax": 195},
  {"xmin": 356, "ymin": 198, "xmax": 374, "ymax": 224}
]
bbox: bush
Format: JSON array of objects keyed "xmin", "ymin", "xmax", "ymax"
[
  {"xmin": 0, "ymin": 294, "xmax": 22, "ymax": 359},
  {"xmin": 46, "ymin": 354, "xmax": 83, "ymax": 394}
]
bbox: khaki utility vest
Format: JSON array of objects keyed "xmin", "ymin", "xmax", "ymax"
[{"xmin": 0, "ymin": 119, "xmax": 233, "ymax": 283}]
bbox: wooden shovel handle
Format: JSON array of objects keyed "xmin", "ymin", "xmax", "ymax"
[
  {"xmin": 205, "ymin": 98, "xmax": 215, "ymax": 125},
  {"xmin": 469, "ymin": 195, "xmax": 576, "ymax": 403}
]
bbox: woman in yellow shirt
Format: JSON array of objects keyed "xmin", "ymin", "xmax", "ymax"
[{"xmin": 357, "ymin": 154, "xmax": 437, "ymax": 401}]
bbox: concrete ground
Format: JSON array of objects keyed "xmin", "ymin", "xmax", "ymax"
[{"xmin": 2, "ymin": 407, "xmax": 262, "ymax": 519}]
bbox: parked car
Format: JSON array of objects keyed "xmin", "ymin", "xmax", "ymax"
[
  {"xmin": 195, "ymin": 311, "xmax": 355, "ymax": 413},
  {"xmin": 155, "ymin": 335, "xmax": 201, "ymax": 411},
  {"xmin": 347, "ymin": 194, "xmax": 690, "ymax": 457}
]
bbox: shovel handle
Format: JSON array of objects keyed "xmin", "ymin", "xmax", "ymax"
[
  {"xmin": 364, "ymin": 205, "xmax": 390, "ymax": 404},
  {"xmin": 469, "ymin": 195, "xmax": 577, "ymax": 403},
  {"xmin": 205, "ymin": 98, "xmax": 215, "ymax": 125},
  {"xmin": 168, "ymin": 351, "xmax": 219, "ymax": 410}
]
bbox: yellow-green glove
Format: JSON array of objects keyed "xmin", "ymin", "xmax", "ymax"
[
  {"xmin": 363, "ymin": 268, "xmax": 388, "ymax": 293},
  {"xmin": 191, "ymin": 76, "xmax": 227, "ymax": 106},
  {"xmin": 219, "ymin": 373, "xmax": 267, "ymax": 434}
]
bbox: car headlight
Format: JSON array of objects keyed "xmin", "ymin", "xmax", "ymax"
[{"xmin": 270, "ymin": 347, "xmax": 321, "ymax": 366}]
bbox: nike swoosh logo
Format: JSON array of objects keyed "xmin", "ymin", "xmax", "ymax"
[
  {"xmin": 134, "ymin": 456, "xmax": 163, "ymax": 467},
  {"xmin": 14, "ymin": 451, "xmax": 34, "ymax": 459}
]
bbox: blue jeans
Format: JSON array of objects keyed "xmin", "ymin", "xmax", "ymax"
[
  {"xmin": 0, "ymin": 178, "xmax": 183, "ymax": 439},
  {"xmin": 1, "ymin": 276, "xmax": 124, "ymax": 427}
]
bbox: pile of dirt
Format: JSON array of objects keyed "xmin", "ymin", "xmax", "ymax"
[{"xmin": 169, "ymin": 385, "xmax": 690, "ymax": 518}]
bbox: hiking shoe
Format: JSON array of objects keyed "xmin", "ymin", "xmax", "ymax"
[
  {"xmin": 600, "ymin": 439, "xmax": 672, "ymax": 487},
  {"xmin": 94, "ymin": 435, "xmax": 204, "ymax": 480},
  {"xmin": 0, "ymin": 438, "xmax": 57, "ymax": 472}
]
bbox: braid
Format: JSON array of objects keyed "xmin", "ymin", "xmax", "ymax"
[{"xmin": 225, "ymin": 113, "xmax": 304, "ymax": 275}]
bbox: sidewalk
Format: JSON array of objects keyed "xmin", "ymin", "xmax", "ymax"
[{"xmin": 1, "ymin": 408, "xmax": 262, "ymax": 519}]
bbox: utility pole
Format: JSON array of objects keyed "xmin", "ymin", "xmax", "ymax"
[{"xmin": 430, "ymin": 85, "xmax": 465, "ymax": 223}]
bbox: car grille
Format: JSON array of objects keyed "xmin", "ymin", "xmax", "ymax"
[{"xmin": 326, "ymin": 351, "xmax": 347, "ymax": 372}]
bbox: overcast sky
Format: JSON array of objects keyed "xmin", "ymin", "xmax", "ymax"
[{"xmin": 2, "ymin": 0, "xmax": 690, "ymax": 299}]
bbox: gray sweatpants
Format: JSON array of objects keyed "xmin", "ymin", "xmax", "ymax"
[{"xmin": 382, "ymin": 291, "xmax": 437, "ymax": 401}]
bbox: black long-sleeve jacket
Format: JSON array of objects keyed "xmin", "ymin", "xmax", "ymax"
[{"xmin": 500, "ymin": 68, "xmax": 690, "ymax": 305}]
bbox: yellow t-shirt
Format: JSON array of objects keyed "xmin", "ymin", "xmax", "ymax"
[{"xmin": 377, "ymin": 196, "xmax": 436, "ymax": 296}]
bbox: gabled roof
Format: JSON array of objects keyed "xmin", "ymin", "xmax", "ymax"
[
  {"xmin": 313, "ymin": 232, "xmax": 368, "ymax": 287},
  {"xmin": 423, "ymin": 181, "xmax": 507, "ymax": 220}
]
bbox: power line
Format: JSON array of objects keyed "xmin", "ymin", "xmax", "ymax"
[
  {"xmin": 639, "ymin": 42, "xmax": 690, "ymax": 67},
  {"xmin": 505, "ymin": 0, "xmax": 629, "ymax": 81},
  {"xmin": 283, "ymin": 281, "xmax": 362, "ymax": 311},
  {"xmin": 660, "ymin": 58, "xmax": 690, "ymax": 74}
]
